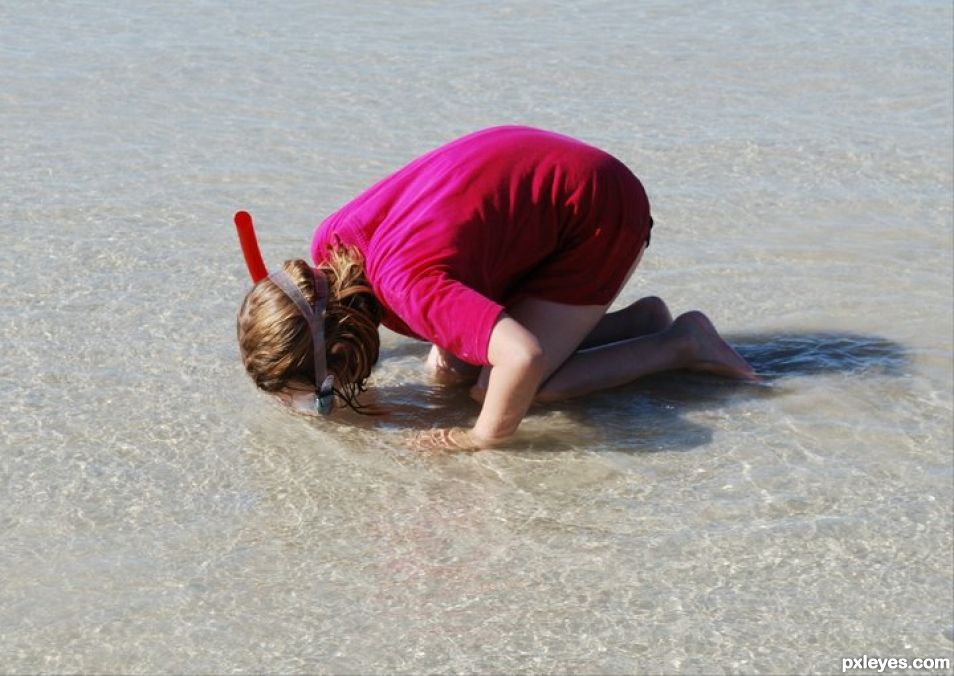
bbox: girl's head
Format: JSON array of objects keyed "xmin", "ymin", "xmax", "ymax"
[{"xmin": 237, "ymin": 246, "xmax": 383, "ymax": 412}]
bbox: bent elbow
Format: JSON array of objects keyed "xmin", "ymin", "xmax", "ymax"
[
  {"xmin": 521, "ymin": 345, "xmax": 547, "ymax": 378},
  {"xmin": 507, "ymin": 339, "xmax": 546, "ymax": 378}
]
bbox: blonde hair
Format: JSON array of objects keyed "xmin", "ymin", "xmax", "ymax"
[{"xmin": 237, "ymin": 246, "xmax": 383, "ymax": 413}]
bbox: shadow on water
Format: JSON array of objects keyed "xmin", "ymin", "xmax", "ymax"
[
  {"xmin": 733, "ymin": 331, "xmax": 908, "ymax": 380},
  {"xmin": 319, "ymin": 331, "xmax": 909, "ymax": 453}
]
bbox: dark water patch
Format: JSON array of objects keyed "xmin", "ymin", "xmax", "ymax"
[
  {"xmin": 732, "ymin": 331, "xmax": 908, "ymax": 379},
  {"xmin": 550, "ymin": 331, "xmax": 910, "ymax": 452}
]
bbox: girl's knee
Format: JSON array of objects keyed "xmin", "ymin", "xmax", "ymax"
[
  {"xmin": 632, "ymin": 295, "xmax": 673, "ymax": 330},
  {"xmin": 634, "ymin": 295, "xmax": 668, "ymax": 314}
]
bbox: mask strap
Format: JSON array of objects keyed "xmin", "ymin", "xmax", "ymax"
[{"xmin": 268, "ymin": 268, "xmax": 336, "ymax": 414}]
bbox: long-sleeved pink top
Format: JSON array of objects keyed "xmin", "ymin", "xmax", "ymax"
[{"xmin": 311, "ymin": 126, "xmax": 652, "ymax": 366}]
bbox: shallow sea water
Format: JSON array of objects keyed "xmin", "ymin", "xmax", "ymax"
[{"xmin": 1, "ymin": 1, "xmax": 952, "ymax": 673}]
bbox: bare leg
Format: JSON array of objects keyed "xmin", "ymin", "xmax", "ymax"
[
  {"xmin": 469, "ymin": 295, "xmax": 673, "ymax": 397},
  {"xmin": 423, "ymin": 296, "xmax": 670, "ymax": 384},
  {"xmin": 489, "ymin": 297, "xmax": 610, "ymax": 382},
  {"xmin": 534, "ymin": 310, "xmax": 757, "ymax": 403},
  {"xmin": 432, "ymin": 297, "xmax": 673, "ymax": 386},
  {"xmin": 578, "ymin": 296, "xmax": 674, "ymax": 350},
  {"xmin": 466, "ymin": 245, "xmax": 648, "ymax": 399}
]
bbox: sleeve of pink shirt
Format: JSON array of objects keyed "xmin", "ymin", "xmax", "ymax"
[{"xmin": 373, "ymin": 268, "xmax": 504, "ymax": 366}]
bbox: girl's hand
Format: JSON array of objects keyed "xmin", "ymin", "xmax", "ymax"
[{"xmin": 410, "ymin": 427, "xmax": 482, "ymax": 453}]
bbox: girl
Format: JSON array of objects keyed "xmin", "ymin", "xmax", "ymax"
[{"xmin": 237, "ymin": 126, "xmax": 755, "ymax": 449}]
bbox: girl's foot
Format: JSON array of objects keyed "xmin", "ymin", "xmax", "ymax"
[{"xmin": 672, "ymin": 311, "xmax": 758, "ymax": 381}]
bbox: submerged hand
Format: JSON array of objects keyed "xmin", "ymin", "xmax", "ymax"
[{"xmin": 410, "ymin": 427, "xmax": 482, "ymax": 453}]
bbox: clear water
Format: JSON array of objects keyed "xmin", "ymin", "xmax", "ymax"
[{"xmin": 2, "ymin": 1, "xmax": 952, "ymax": 673}]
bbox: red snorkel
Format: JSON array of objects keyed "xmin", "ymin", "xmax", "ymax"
[
  {"xmin": 234, "ymin": 211, "xmax": 269, "ymax": 283},
  {"xmin": 234, "ymin": 210, "xmax": 335, "ymax": 414}
]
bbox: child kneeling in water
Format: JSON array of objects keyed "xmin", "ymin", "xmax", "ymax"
[{"xmin": 236, "ymin": 126, "xmax": 755, "ymax": 449}]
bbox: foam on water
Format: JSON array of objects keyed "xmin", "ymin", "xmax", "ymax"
[{"xmin": 1, "ymin": 1, "xmax": 952, "ymax": 672}]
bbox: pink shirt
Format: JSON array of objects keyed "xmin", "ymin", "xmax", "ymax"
[{"xmin": 311, "ymin": 126, "xmax": 652, "ymax": 366}]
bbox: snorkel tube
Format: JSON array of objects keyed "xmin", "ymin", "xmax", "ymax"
[
  {"xmin": 234, "ymin": 211, "xmax": 336, "ymax": 414},
  {"xmin": 235, "ymin": 210, "xmax": 268, "ymax": 283}
]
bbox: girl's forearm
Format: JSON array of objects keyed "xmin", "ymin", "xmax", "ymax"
[
  {"xmin": 471, "ymin": 357, "xmax": 545, "ymax": 445},
  {"xmin": 471, "ymin": 317, "xmax": 547, "ymax": 445}
]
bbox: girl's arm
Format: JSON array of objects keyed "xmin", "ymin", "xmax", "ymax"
[
  {"xmin": 410, "ymin": 316, "xmax": 544, "ymax": 452},
  {"xmin": 469, "ymin": 314, "xmax": 546, "ymax": 447},
  {"xmin": 378, "ymin": 272, "xmax": 544, "ymax": 450}
]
